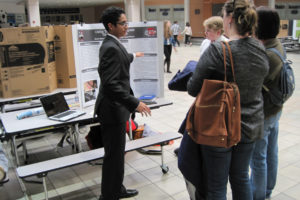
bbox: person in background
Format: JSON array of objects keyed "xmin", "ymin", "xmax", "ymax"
[
  {"xmin": 181, "ymin": 22, "xmax": 192, "ymax": 46},
  {"xmin": 0, "ymin": 143, "xmax": 8, "ymax": 183},
  {"xmin": 200, "ymin": 16, "xmax": 228, "ymax": 58},
  {"xmin": 94, "ymin": 7, "xmax": 151, "ymax": 200},
  {"xmin": 164, "ymin": 20, "xmax": 175, "ymax": 73},
  {"xmin": 250, "ymin": 6, "xmax": 284, "ymax": 200},
  {"xmin": 171, "ymin": 21, "xmax": 181, "ymax": 47},
  {"xmin": 182, "ymin": 0, "xmax": 269, "ymax": 199}
]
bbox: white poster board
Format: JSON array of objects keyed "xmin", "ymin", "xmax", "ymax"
[
  {"xmin": 72, "ymin": 23, "xmax": 104, "ymax": 109},
  {"xmin": 127, "ymin": 21, "xmax": 164, "ymax": 99},
  {"xmin": 72, "ymin": 21, "xmax": 163, "ymax": 109}
]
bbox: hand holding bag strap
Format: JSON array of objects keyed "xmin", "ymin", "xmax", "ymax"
[{"xmin": 223, "ymin": 41, "xmax": 236, "ymax": 83}]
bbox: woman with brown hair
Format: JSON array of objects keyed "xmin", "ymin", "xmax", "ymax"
[
  {"xmin": 182, "ymin": 22, "xmax": 192, "ymax": 46},
  {"xmin": 180, "ymin": 0, "xmax": 269, "ymax": 199}
]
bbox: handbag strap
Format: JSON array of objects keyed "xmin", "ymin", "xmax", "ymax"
[
  {"xmin": 221, "ymin": 41, "xmax": 236, "ymax": 83},
  {"xmin": 221, "ymin": 42, "xmax": 227, "ymax": 82}
]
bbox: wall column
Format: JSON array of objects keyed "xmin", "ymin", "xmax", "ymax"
[
  {"xmin": 141, "ymin": 0, "xmax": 145, "ymax": 22},
  {"xmin": 184, "ymin": 0, "xmax": 190, "ymax": 24},
  {"xmin": 26, "ymin": 0, "xmax": 40, "ymax": 26},
  {"xmin": 124, "ymin": 0, "xmax": 141, "ymax": 22},
  {"xmin": 268, "ymin": 0, "xmax": 275, "ymax": 9}
]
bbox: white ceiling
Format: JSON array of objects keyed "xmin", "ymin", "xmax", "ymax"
[{"xmin": 0, "ymin": 0, "xmax": 124, "ymax": 8}]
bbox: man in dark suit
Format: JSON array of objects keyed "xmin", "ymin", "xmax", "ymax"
[{"xmin": 94, "ymin": 7, "xmax": 151, "ymax": 200}]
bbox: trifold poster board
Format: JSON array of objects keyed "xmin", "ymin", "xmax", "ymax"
[
  {"xmin": 72, "ymin": 23, "xmax": 102, "ymax": 109},
  {"xmin": 72, "ymin": 22, "xmax": 164, "ymax": 109}
]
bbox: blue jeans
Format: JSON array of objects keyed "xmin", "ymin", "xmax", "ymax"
[
  {"xmin": 250, "ymin": 111, "xmax": 282, "ymax": 200},
  {"xmin": 0, "ymin": 143, "xmax": 8, "ymax": 172},
  {"xmin": 201, "ymin": 141, "xmax": 255, "ymax": 200}
]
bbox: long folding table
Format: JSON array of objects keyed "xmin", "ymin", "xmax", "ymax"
[{"xmin": 0, "ymin": 98, "xmax": 172, "ymax": 166}]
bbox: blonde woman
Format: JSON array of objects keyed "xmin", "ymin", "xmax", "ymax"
[
  {"xmin": 200, "ymin": 16, "xmax": 228, "ymax": 57},
  {"xmin": 164, "ymin": 20, "xmax": 175, "ymax": 73}
]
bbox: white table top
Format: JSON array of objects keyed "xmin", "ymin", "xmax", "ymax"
[
  {"xmin": 0, "ymin": 106, "xmax": 95, "ymax": 135},
  {"xmin": 0, "ymin": 98, "xmax": 172, "ymax": 136}
]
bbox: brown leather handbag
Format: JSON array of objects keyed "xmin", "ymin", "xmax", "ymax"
[{"xmin": 186, "ymin": 42, "xmax": 241, "ymax": 148}]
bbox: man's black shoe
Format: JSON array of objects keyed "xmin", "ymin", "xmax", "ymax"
[
  {"xmin": 99, "ymin": 185, "xmax": 138, "ymax": 199},
  {"xmin": 119, "ymin": 189, "xmax": 138, "ymax": 199}
]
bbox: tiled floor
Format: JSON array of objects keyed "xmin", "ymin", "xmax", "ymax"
[{"xmin": 1, "ymin": 44, "xmax": 300, "ymax": 200}]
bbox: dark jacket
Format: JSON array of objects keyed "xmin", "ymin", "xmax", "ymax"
[
  {"xmin": 94, "ymin": 35, "xmax": 139, "ymax": 124},
  {"xmin": 168, "ymin": 60, "xmax": 197, "ymax": 91},
  {"xmin": 187, "ymin": 38, "xmax": 269, "ymax": 141},
  {"xmin": 263, "ymin": 38, "xmax": 284, "ymax": 119}
]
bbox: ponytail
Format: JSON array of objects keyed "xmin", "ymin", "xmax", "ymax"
[{"xmin": 223, "ymin": 0, "xmax": 257, "ymax": 36}]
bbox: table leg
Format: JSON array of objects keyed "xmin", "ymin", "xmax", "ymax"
[
  {"xmin": 128, "ymin": 114, "xmax": 133, "ymax": 140},
  {"xmin": 160, "ymin": 145, "xmax": 169, "ymax": 174},
  {"xmin": 16, "ymin": 173, "xmax": 30, "ymax": 200},
  {"xmin": 66, "ymin": 126, "xmax": 75, "ymax": 150},
  {"xmin": 22, "ymin": 141, "xmax": 28, "ymax": 164},
  {"xmin": 12, "ymin": 136, "xmax": 20, "ymax": 166},
  {"xmin": 74, "ymin": 124, "xmax": 82, "ymax": 152},
  {"xmin": 42, "ymin": 176, "xmax": 48, "ymax": 200}
]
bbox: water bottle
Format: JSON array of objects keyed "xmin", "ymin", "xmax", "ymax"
[
  {"xmin": 16, "ymin": 107, "xmax": 45, "ymax": 120},
  {"xmin": 32, "ymin": 107, "xmax": 45, "ymax": 116}
]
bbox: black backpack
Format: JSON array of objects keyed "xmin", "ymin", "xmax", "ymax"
[{"xmin": 263, "ymin": 48, "xmax": 295, "ymax": 106}]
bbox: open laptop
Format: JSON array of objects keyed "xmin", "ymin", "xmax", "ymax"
[{"xmin": 40, "ymin": 92, "xmax": 85, "ymax": 122}]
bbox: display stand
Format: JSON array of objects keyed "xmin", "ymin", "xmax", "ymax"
[{"xmin": 71, "ymin": 21, "xmax": 164, "ymax": 110}]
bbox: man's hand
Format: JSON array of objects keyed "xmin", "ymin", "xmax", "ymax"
[
  {"xmin": 135, "ymin": 52, "xmax": 144, "ymax": 57},
  {"xmin": 136, "ymin": 102, "xmax": 151, "ymax": 117}
]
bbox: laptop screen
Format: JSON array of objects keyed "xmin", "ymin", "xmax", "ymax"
[{"xmin": 40, "ymin": 92, "xmax": 70, "ymax": 117}]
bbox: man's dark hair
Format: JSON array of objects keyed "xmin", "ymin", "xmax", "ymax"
[
  {"xmin": 101, "ymin": 7, "xmax": 125, "ymax": 32},
  {"xmin": 256, "ymin": 6, "xmax": 280, "ymax": 40}
]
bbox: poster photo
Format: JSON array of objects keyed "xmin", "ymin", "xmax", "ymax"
[{"xmin": 83, "ymin": 80, "xmax": 98, "ymax": 103}]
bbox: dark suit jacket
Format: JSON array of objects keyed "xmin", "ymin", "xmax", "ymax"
[{"xmin": 94, "ymin": 35, "xmax": 139, "ymax": 124}]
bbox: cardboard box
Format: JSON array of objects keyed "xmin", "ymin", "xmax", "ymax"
[
  {"xmin": 54, "ymin": 25, "xmax": 77, "ymax": 88},
  {"xmin": 0, "ymin": 64, "xmax": 56, "ymax": 98},
  {"xmin": 0, "ymin": 26, "xmax": 57, "ymax": 98}
]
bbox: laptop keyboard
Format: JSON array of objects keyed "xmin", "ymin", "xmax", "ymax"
[{"xmin": 54, "ymin": 110, "xmax": 76, "ymax": 118}]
